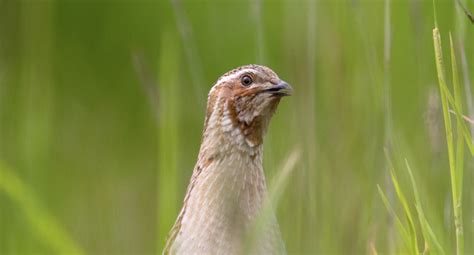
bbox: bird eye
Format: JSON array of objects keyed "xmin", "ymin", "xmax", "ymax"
[{"xmin": 241, "ymin": 75, "xmax": 253, "ymax": 86}]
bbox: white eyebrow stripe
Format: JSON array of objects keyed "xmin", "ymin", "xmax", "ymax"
[
  {"xmin": 209, "ymin": 68, "xmax": 256, "ymax": 95},
  {"xmin": 215, "ymin": 69, "xmax": 256, "ymax": 85}
]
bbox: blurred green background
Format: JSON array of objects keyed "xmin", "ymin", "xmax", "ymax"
[{"xmin": 0, "ymin": 0, "xmax": 473, "ymax": 254}]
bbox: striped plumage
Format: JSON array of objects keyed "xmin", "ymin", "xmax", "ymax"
[{"xmin": 163, "ymin": 65, "xmax": 292, "ymax": 255}]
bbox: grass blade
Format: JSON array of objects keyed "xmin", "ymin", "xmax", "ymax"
[
  {"xmin": 404, "ymin": 160, "xmax": 446, "ymax": 255},
  {"xmin": 450, "ymin": 34, "xmax": 465, "ymax": 201},
  {"xmin": 377, "ymin": 185, "xmax": 411, "ymax": 251},
  {"xmin": 389, "ymin": 169, "xmax": 419, "ymax": 254},
  {"xmin": 449, "ymin": 32, "xmax": 465, "ymax": 255},
  {"xmin": 432, "ymin": 25, "xmax": 465, "ymax": 255},
  {"xmin": 385, "ymin": 154, "xmax": 420, "ymax": 254},
  {"xmin": 0, "ymin": 162, "xmax": 83, "ymax": 255}
]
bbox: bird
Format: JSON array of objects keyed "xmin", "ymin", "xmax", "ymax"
[{"xmin": 163, "ymin": 64, "xmax": 292, "ymax": 255}]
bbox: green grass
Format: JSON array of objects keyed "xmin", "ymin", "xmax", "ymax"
[
  {"xmin": 377, "ymin": 9, "xmax": 473, "ymax": 254},
  {"xmin": 0, "ymin": 0, "xmax": 473, "ymax": 254},
  {"xmin": 0, "ymin": 162, "xmax": 83, "ymax": 255}
]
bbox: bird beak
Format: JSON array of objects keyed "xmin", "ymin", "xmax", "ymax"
[{"xmin": 263, "ymin": 81, "xmax": 293, "ymax": 97}]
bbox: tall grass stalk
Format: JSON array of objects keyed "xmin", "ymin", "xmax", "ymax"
[
  {"xmin": 450, "ymin": 35, "xmax": 465, "ymax": 246},
  {"xmin": 157, "ymin": 30, "xmax": 181, "ymax": 253},
  {"xmin": 170, "ymin": 0, "xmax": 205, "ymax": 104},
  {"xmin": 432, "ymin": 26, "xmax": 467, "ymax": 255},
  {"xmin": 383, "ymin": 0, "xmax": 392, "ymax": 141},
  {"xmin": 252, "ymin": 0, "xmax": 264, "ymax": 63},
  {"xmin": 377, "ymin": 15, "xmax": 471, "ymax": 255}
]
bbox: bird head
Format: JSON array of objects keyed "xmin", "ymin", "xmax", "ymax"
[{"xmin": 203, "ymin": 65, "xmax": 292, "ymax": 149}]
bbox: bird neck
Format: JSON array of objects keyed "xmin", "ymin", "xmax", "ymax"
[{"xmin": 170, "ymin": 137, "xmax": 268, "ymax": 254}]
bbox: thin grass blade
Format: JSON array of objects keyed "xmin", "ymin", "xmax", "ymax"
[{"xmin": 0, "ymin": 162, "xmax": 84, "ymax": 255}]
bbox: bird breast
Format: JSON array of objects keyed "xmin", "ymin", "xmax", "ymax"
[{"xmin": 169, "ymin": 151, "xmax": 267, "ymax": 254}]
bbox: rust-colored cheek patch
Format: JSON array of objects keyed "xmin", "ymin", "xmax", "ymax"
[
  {"xmin": 243, "ymin": 118, "xmax": 264, "ymax": 147},
  {"xmin": 214, "ymin": 81, "xmax": 277, "ymax": 148},
  {"xmin": 227, "ymin": 99, "xmax": 240, "ymax": 127}
]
